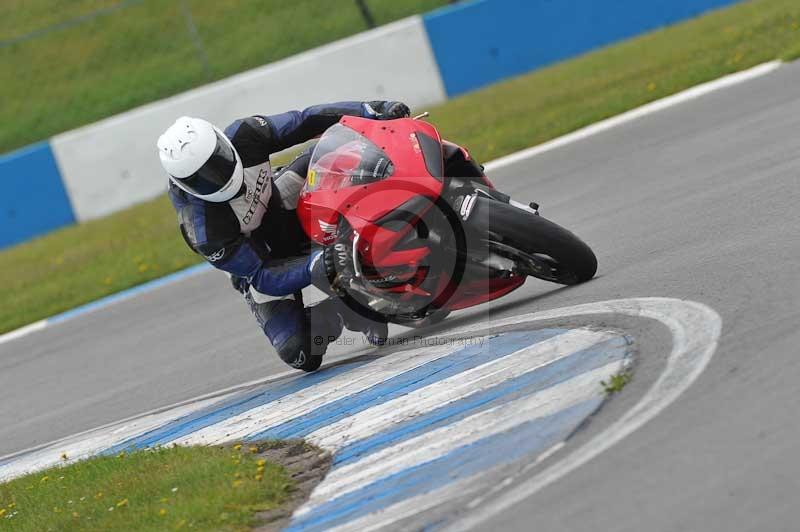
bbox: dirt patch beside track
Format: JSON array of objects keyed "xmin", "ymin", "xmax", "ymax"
[{"xmin": 252, "ymin": 440, "xmax": 332, "ymax": 531}]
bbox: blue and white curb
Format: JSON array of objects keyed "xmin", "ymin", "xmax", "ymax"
[{"xmin": 0, "ymin": 298, "xmax": 721, "ymax": 531}]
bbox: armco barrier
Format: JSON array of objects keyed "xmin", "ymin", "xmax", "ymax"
[
  {"xmin": 0, "ymin": 142, "xmax": 75, "ymax": 249},
  {"xmin": 51, "ymin": 16, "xmax": 446, "ymax": 223},
  {"xmin": 423, "ymin": 0, "xmax": 742, "ymax": 96}
]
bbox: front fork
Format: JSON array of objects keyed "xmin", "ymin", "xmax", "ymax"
[{"xmin": 445, "ymin": 178, "xmax": 540, "ymax": 276}]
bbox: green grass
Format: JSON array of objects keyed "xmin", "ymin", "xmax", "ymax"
[
  {"xmin": 0, "ymin": 0, "xmax": 448, "ymax": 153},
  {"xmin": 601, "ymin": 371, "xmax": 632, "ymax": 394},
  {"xmin": 1, "ymin": 0, "xmax": 799, "ymax": 335},
  {"xmin": 1, "ymin": 196, "xmax": 198, "ymax": 332},
  {"xmin": 0, "ymin": 445, "xmax": 291, "ymax": 531}
]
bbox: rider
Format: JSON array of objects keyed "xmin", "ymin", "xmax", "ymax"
[{"xmin": 157, "ymin": 101, "xmax": 410, "ymax": 371}]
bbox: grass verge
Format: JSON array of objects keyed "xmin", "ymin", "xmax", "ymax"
[
  {"xmin": 0, "ymin": 445, "xmax": 291, "ymax": 531},
  {"xmin": 1, "ymin": 0, "xmax": 799, "ymax": 334}
]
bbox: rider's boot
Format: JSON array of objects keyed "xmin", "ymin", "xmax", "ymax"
[
  {"xmin": 341, "ymin": 306, "xmax": 389, "ymax": 347},
  {"xmin": 316, "ymin": 297, "xmax": 388, "ymax": 347}
]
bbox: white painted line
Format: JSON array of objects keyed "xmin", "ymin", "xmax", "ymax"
[
  {"xmin": 444, "ymin": 297, "xmax": 722, "ymax": 532},
  {"xmin": 307, "ymin": 328, "xmax": 617, "ymax": 450},
  {"xmin": 0, "ymin": 320, "xmax": 46, "ymax": 345},
  {"xmin": 484, "ymin": 61, "xmax": 782, "ymax": 172},
  {"xmin": 300, "ymin": 361, "xmax": 621, "ymax": 511}
]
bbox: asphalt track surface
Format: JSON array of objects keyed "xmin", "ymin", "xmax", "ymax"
[{"xmin": 1, "ymin": 61, "xmax": 799, "ymax": 531}]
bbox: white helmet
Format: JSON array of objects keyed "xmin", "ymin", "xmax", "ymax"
[{"xmin": 158, "ymin": 116, "xmax": 244, "ymax": 202}]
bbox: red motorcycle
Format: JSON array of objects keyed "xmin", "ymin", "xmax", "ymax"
[{"xmin": 297, "ymin": 114, "xmax": 597, "ymax": 327}]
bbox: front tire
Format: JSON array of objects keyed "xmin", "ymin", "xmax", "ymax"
[{"xmin": 467, "ymin": 197, "xmax": 597, "ymax": 284}]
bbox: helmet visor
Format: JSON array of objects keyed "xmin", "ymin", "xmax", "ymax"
[{"xmin": 178, "ymin": 131, "xmax": 237, "ymax": 196}]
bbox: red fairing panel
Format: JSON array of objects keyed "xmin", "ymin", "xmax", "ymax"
[{"xmin": 298, "ymin": 117, "xmax": 445, "ymax": 245}]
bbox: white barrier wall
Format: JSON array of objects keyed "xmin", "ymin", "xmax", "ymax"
[{"xmin": 51, "ymin": 16, "xmax": 446, "ymax": 221}]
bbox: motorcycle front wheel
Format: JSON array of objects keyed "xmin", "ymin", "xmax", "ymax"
[{"xmin": 467, "ymin": 197, "xmax": 597, "ymax": 285}]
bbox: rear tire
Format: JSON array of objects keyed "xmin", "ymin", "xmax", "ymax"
[{"xmin": 468, "ymin": 197, "xmax": 597, "ymax": 285}]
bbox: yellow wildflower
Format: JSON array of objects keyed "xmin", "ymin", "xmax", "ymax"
[
  {"xmin": 256, "ymin": 459, "xmax": 266, "ymax": 467},
  {"xmin": 249, "ymin": 445, "xmax": 259, "ymax": 453},
  {"xmin": 116, "ymin": 498, "xmax": 129, "ymax": 508},
  {"xmin": 40, "ymin": 476, "xmax": 49, "ymax": 483},
  {"xmin": 95, "ymin": 491, "xmax": 104, "ymax": 500},
  {"xmin": 159, "ymin": 508, "xmax": 167, "ymax": 517},
  {"xmin": 255, "ymin": 474, "xmax": 263, "ymax": 481},
  {"xmin": 232, "ymin": 480, "xmax": 243, "ymax": 488},
  {"xmin": 0, "ymin": 508, "xmax": 6, "ymax": 517},
  {"xmin": 8, "ymin": 503, "xmax": 15, "ymax": 509},
  {"xmin": 232, "ymin": 443, "xmax": 242, "ymax": 451},
  {"xmin": 647, "ymin": 82, "xmax": 657, "ymax": 92}
]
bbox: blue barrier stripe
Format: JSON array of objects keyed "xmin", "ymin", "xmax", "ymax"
[
  {"xmin": 333, "ymin": 335, "xmax": 629, "ymax": 467},
  {"xmin": 103, "ymin": 361, "xmax": 368, "ymax": 455},
  {"xmin": 0, "ymin": 141, "xmax": 75, "ymax": 249},
  {"xmin": 48, "ymin": 263, "xmax": 212, "ymax": 325},
  {"xmin": 245, "ymin": 329, "xmax": 567, "ymax": 442},
  {"xmin": 0, "ymin": 141, "xmax": 53, "ymax": 164},
  {"xmin": 286, "ymin": 398, "xmax": 602, "ymax": 532},
  {"xmin": 422, "ymin": 0, "xmax": 742, "ymax": 97}
]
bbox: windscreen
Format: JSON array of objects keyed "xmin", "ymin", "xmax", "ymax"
[{"xmin": 306, "ymin": 124, "xmax": 394, "ymax": 192}]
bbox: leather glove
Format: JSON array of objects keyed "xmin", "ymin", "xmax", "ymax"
[
  {"xmin": 230, "ymin": 274, "xmax": 250, "ymax": 294},
  {"xmin": 321, "ymin": 244, "xmax": 353, "ymax": 296},
  {"xmin": 365, "ymin": 101, "xmax": 411, "ymax": 120}
]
